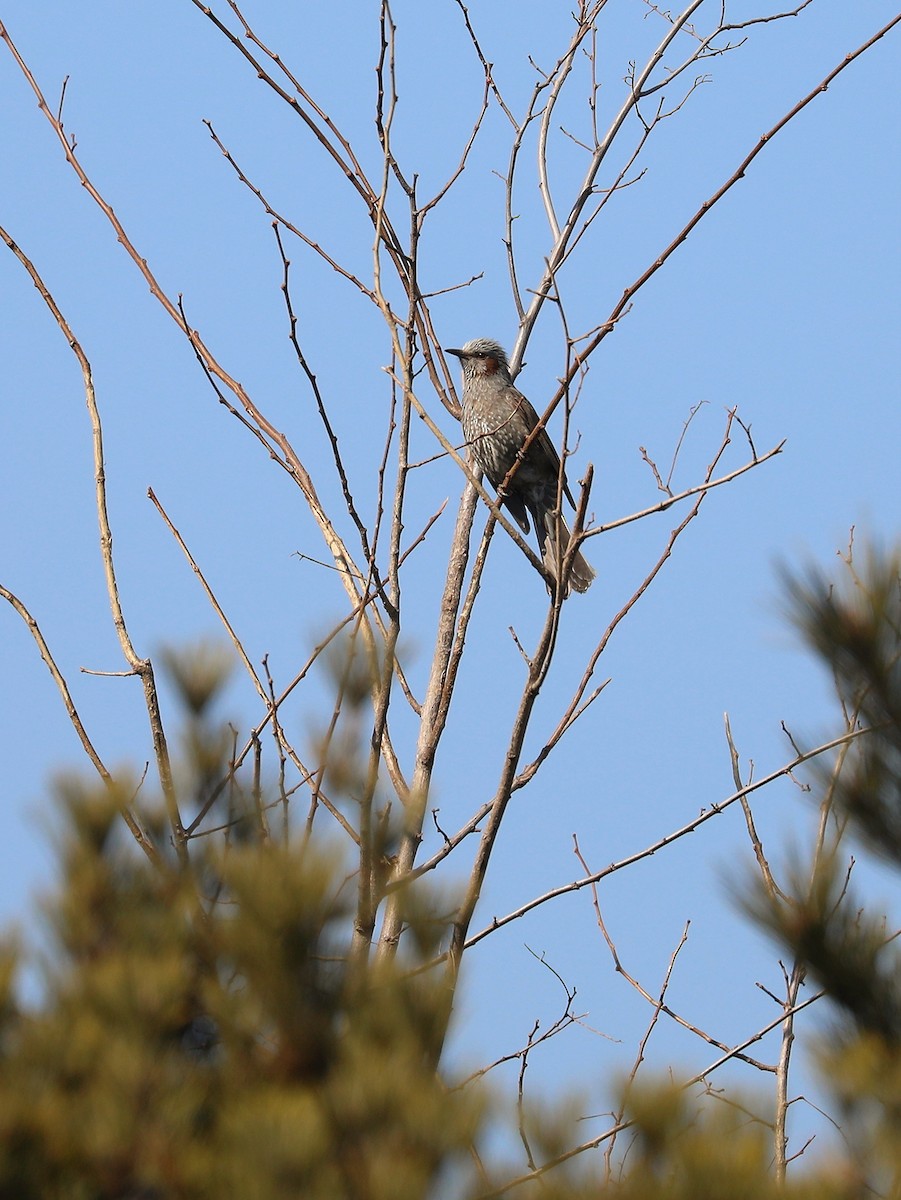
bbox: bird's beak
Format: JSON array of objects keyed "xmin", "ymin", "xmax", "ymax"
[{"xmin": 445, "ymin": 347, "xmax": 464, "ymax": 359}]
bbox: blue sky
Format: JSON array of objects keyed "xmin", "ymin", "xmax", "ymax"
[{"xmin": 1, "ymin": 0, "xmax": 900, "ymax": 1175}]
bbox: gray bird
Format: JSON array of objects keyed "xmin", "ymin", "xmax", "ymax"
[{"xmin": 446, "ymin": 338, "xmax": 595, "ymax": 596}]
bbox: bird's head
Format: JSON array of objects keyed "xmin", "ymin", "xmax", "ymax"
[{"xmin": 445, "ymin": 338, "xmax": 511, "ymax": 380}]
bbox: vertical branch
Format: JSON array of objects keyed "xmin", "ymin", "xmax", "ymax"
[
  {"xmin": 369, "ymin": 0, "xmax": 500, "ymax": 962},
  {"xmin": 354, "ymin": 0, "xmax": 416, "ymax": 956},
  {"xmin": 376, "ymin": 480, "xmax": 479, "ymax": 958},
  {"xmin": 773, "ymin": 960, "xmax": 804, "ymax": 1184},
  {"xmin": 446, "ymin": 605, "xmax": 559, "ymax": 978}
]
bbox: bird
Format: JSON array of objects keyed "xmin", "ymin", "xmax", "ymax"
[{"xmin": 446, "ymin": 337, "xmax": 595, "ymax": 596}]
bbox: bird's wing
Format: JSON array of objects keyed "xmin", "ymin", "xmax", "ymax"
[{"xmin": 513, "ymin": 390, "xmax": 577, "ymax": 510}]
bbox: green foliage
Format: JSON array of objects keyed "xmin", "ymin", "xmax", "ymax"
[
  {"xmin": 787, "ymin": 546, "xmax": 901, "ymax": 866},
  {"xmin": 0, "ymin": 782, "xmax": 478, "ymax": 1199},
  {"xmin": 608, "ymin": 1085, "xmax": 848, "ymax": 1200},
  {"xmin": 2, "ymin": 548, "xmax": 900, "ymax": 1197},
  {"xmin": 751, "ymin": 545, "xmax": 901, "ymax": 1192},
  {"xmin": 471, "ymin": 1084, "xmax": 855, "ymax": 1200}
]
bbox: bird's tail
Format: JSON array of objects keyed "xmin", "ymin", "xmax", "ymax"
[{"xmin": 542, "ymin": 511, "xmax": 595, "ymax": 597}]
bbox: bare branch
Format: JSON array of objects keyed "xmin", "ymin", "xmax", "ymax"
[
  {"xmin": 543, "ymin": 11, "xmax": 901, "ymax": 392},
  {"xmin": 465, "ymin": 726, "xmax": 871, "ymax": 952},
  {"xmin": 0, "ymin": 583, "xmax": 158, "ymax": 864},
  {"xmin": 0, "ymin": 219, "xmax": 184, "ymax": 859}
]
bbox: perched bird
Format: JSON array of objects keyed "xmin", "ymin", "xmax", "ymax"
[{"xmin": 446, "ymin": 337, "xmax": 595, "ymax": 596}]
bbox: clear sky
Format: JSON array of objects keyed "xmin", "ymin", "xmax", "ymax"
[{"xmin": 1, "ymin": 0, "xmax": 900, "ymax": 1174}]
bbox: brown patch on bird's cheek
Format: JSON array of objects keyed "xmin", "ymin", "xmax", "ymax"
[{"xmin": 482, "ymin": 356, "xmax": 499, "ymax": 376}]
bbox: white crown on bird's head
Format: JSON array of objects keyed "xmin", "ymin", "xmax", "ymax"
[
  {"xmin": 459, "ymin": 337, "xmax": 507, "ymax": 362},
  {"xmin": 445, "ymin": 338, "xmax": 510, "ymax": 373}
]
